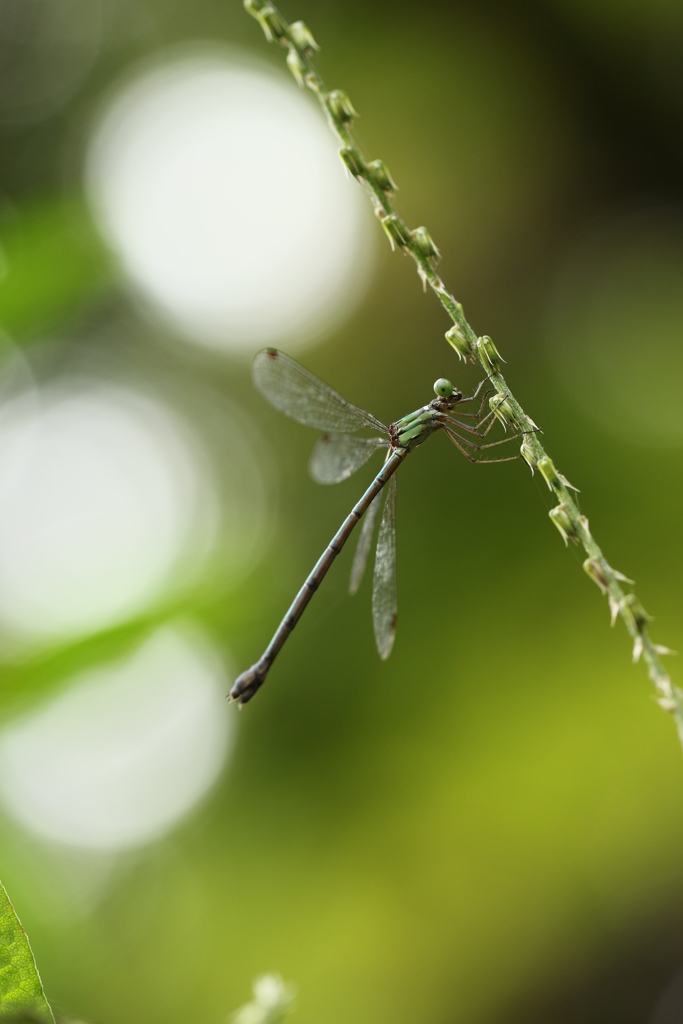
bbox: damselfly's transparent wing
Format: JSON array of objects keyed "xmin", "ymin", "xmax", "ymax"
[
  {"xmin": 253, "ymin": 349, "xmax": 388, "ymax": 434},
  {"xmin": 349, "ymin": 488, "xmax": 383, "ymax": 596},
  {"xmin": 309, "ymin": 434, "xmax": 388, "ymax": 485},
  {"xmin": 372, "ymin": 474, "xmax": 397, "ymax": 660}
]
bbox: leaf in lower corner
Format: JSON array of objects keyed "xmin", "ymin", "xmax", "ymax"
[{"xmin": 0, "ymin": 881, "xmax": 54, "ymax": 1024}]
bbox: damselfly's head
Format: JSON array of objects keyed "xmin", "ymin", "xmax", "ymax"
[{"xmin": 432, "ymin": 378, "xmax": 462, "ymax": 409}]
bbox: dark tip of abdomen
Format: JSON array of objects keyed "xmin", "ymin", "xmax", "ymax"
[{"xmin": 229, "ymin": 664, "xmax": 267, "ymax": 704}]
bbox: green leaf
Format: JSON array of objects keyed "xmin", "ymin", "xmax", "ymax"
[{"xmin": 0, "ymin": 881, "xmax": 54, "ymax": 1024}]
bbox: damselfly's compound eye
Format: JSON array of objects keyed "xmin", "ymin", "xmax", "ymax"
[{"xmin": 433, "ymin": 378, "xmax": 454, "ymax": 399}]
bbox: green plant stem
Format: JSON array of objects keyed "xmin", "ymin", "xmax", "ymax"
[{"xmin": 243, "ymin": 0, "xmax": 683, "ymax": 746}]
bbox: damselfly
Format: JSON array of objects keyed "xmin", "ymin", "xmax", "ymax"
[{"xmin": 230, "ymin": 348, "xmax": 527, "ymax": 704}]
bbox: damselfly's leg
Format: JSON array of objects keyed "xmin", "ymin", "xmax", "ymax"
[
  {"xmin": 445, "ymin": 399, "xmax": 494, "ymax": 423},
  {"xmin": 472, "ymin": 390, "xmax": 521, "ymax": 436},
  {"xmin": 454, "ymin": 378, "xmax": 496, "ymax": 420},
  {"xmin": 456, "ymin": 384, "xmax": 531, "ymax": 438},
  {"xmin": 452, "ymin": 426, "xmax": 538, "ymax": 451},
  {"xmin": 439, "ymin": 409, "xmax": 538, "ymax": 441},
  {"xmin": 442, "ymin": 426, "xmax": 525, "ymax": 464},
  {"xmin": 439, "ymin": 411, "xmax": 497, "ymax": 437}
]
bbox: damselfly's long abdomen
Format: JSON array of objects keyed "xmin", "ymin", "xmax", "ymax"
[{"xmin": 230, "ymin": 448, "xmax": 406, "ymax": 704}]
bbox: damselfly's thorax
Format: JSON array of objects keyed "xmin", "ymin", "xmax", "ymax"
[{"xmin": 390, "ymin": 377, "xmax": 462, "ymax": 450}]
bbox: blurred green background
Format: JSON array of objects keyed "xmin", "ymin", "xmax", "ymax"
[{"xmin": 1, "ymin": 1, "xmax": 683, "ymax": 1022}]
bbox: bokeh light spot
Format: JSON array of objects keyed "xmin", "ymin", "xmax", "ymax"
[
  {"xmin": 0, "ymin": 624, "xmax": 232, "ymax": 850},
  {"xmin": 86, "ymin": 48, "xmax": 375, "ymax": 354},
  {"xmin": 0, "ymin": 380, "xmax": 221, "ymax": 642}
]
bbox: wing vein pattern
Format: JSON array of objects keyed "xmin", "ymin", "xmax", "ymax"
[
  {"xmin": 253, "ymin": 349, "xmax": 387, "ymax": 434},
  {"xmin": 310, "ymin": 434, "xmax": 388, "ymax": 485},
  {"xmin": 372, "ymin": 474, "xmax": 398, "ymax": 660},
  {"xmin": 349, "ymin": 488, "xmax": 383, "ymax": 595}
]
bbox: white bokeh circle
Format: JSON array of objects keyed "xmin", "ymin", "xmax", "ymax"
[
  {"xmin": 85, "ymin": 47, "xmax": 375, "ymax": 353},
  {"xmin": 0, "ymin": 380, "xmax": 220, "ymax": 641},
  {"xmin": 0, "ymin": 624, "xmax": 231, "ymax": 849}
]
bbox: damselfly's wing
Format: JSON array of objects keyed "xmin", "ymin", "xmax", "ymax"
[
  {"xmin": 349, "ymin": 488, "xmax": 383, "ymax": 595},
  {"xmin": 253, "ymin": 349, "xmax": 388, "ymax": 434},
  {"xmin": 372, "ymin": 474, "xmax": 397, "ymax": 660},
  {"xmin": 310, "ymin": 433, "xmax": 388, "ymax": 485}
]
